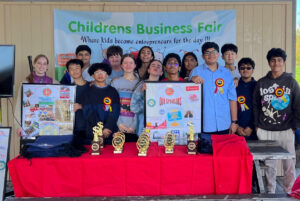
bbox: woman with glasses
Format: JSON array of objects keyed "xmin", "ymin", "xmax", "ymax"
[{"xmin": 162, "ymin": 53, "xmax": 185, "ymax": 81}]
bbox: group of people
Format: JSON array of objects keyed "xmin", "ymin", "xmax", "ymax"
[{"xmin": 18, "ymin": 41, "xmax": 300, "ymax": 194}]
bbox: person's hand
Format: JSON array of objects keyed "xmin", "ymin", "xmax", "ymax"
[
  {"xmin": 102, "ymin": 128, "xmax": 112, "ymax": 138},
  {"xmin": 244, "ymin": 127, "xmax": 253, "ymax": 136},
  {"xmin": 234, "ymin": 78, "xmax": 239, "ymax": 88},
  {"xmin": 73, "ymin": 103, "xmax": 82, "ymax": 112},
  {"xmin": 237, "ymin": 126, "xmax": 246, "ymax": 136},
  {"xmin": 16, "ymin": 128, "xmax": 23, "ymax": 137},
  {"xmin": 229, "ymin": 123, "xmax": 238, "ymax": 134},
  {"xmin": 142, "ymin": 83, "xmax": 147, "ymax": 91},
  {"xmin": 118, "ymin": 124, "xmax": 129, "ymax": 133},
  {"xmin": 126, "ymin": 127, "xmax": 135, "ymax": 134},
  {"xmin": 191, "ymin": 76, "xmax": 204, "ymax": 84}
]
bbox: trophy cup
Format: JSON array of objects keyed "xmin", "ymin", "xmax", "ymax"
[
  {"xmin": 136, "ymin": 131, "xmax": 150, "ymax": 156},
  {"xmin": 112, "ymin": 132, "xmax": 125, "ymax": 154},
  {"xmin": 91, "ymin": 126, "xmax": 101, "ymax": 155},
  {"xmin": 164, "ymin": 132, "xmax": 175, "ymax": 154},
  {"xmin": 97, "ymin": 122, "xmax": 104, "ymax": 148},
  {"xmin": 187, "ymin": 122, "xmax": 197, "ymax": 155}
]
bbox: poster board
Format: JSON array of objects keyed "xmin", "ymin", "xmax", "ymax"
[
  {"xmin": 21, "ymin": 84, "xmax": 76, "ymax": 139},
  {"xmin": 0, "ymin": 127, "xmax": 11, "ymax": 201},
  {"xmin": 145, "ymin": 82, "xmax": 202, "ymax": 145}
]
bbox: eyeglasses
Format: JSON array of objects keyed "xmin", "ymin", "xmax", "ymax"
[
  {"xmin": 167, "ymin": 62, "xmax": 179, "ymax": 67},
  {"xmin": 94, "ymin": 70, "xmax": 107, "ymax": 75},
  {"xmin": 203, "ymin": 50, "xmax": 218, "ymax": 56},
  {"xmin": 239, "ymin": 67, "xmax": 253, "ymax": 71}
]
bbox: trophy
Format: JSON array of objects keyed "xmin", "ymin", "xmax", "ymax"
[
  {"xmin": 112, "ymin": 132, "xmax": 125, "ymax": 154},
  {"xmin": 97, "ymin": 122, "xmax": 104, "ymax": 148},
  {"xmin": 91, "ymin": 126, "xmax": 101, "ymax": 155},
  {"xmin": 187, "ymin": 122, "xmax": 197, "ymax": 155},
  {"xmin": 164, "ymin": 132, "xmax": 175, "ymax": 154},
  {"xmin": 136, "ymin": 129, "xmax": 151, "ymax": 156}
]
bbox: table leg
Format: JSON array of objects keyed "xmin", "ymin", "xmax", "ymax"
[{"xmin": 254, "ymin": 160, "xmax": 265, "ymax": 194}]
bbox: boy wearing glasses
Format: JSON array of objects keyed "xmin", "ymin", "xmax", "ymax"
[
  {"xmin": 82, "ymin": 63, "xmax": 120, "ymax": 145},
  {"xmin": 189, "ymin": 42, "xmax": 238, "ymax": 134},
  {"xmin": 236, "ymin": 58, "xmax": 257, "ymax": 140},
  {"xmin": 253, "ymin": 48, "xmax": 300, "ymax": 193},
  {"xmin": 162, "ymin": 53, "xmax": 184, "ymax": 81}
]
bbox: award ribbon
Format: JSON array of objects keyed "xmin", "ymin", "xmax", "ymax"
[
  {"xmin": 275, "ymin": 88, "xmax": 287, "ymax": 103},
  {"xmin": 214, "ymin": 78, "xmax": 224, "ymax": 94},
  {"xmin": 103, "ymin": 97, "xmax": 112, "ymax": 112},
  {"xmin": 237, "ymin": 96, "xmax": 249, "ymax": 111}
]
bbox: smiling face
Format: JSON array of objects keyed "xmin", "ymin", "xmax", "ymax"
[
  {"xmin": 222, "ymin": 50, "xmax": 237, "ymax": 65},
  {"xmin": 148, "ymin": 60, "xmax": 163, "ymax": 77},
  {"xmin": 184, "ymin": 55, "xmax": 198, "ymax": 71},
  {"xmin": 269, "ymin": 57, "xmax": 284, "ymax": 74},
  {"xmin": 92, "ymin": 69, "xmax": 108, "ymax": 83},
  {"xmin": 121, "ymin": 56, "xmax": 136, "ymax": 73},
  {"xmin": 202, "ymin": 48, "xmax": 219, "ymax": 66},
  {"xmin": 108, "ymin": 54, "xmax": 122, "ymax": 69},
  {"xmin": 68, "ymin": 64, "xmax": 83, "ymax": 80},
  {"xmin": 34, "ymin": 57, "xmax": 48, "ymax": 76},
  {"xmin": 140, "ymin": 47, "xmax": 153, "ymax": 63},
  {"xmin": 238, "ymin": 64, "xmax": 254, "ymax": 80},
  {"xmin": 76, "ymin": 50, "xmax": 91, "ymax": 67},
  {"xmin": 164, "ymin": 57, "xmax": 181, "ymax": 75}
]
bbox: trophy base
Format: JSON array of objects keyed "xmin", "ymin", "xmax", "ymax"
[
  {"xmin": 187, "ymin": 151, "xmax": 197, "ymax": 155},
  {"xmin": 138, "ymin": 152, "xmax": 147, "ymax": 156},
  {"xmin": 100, "ymin": 146, "xmax": 104, "ymax": 148},
  {"xmin": 114, "ymin": 149, "xmax": 123, "ymax": 154},
  {"xmin": 91, "ymin": 152, "xmax": 100, "ymax": 156},
  {"xmin": 165, "ymin": 149, "xmax": 174, "ymax": 154}
]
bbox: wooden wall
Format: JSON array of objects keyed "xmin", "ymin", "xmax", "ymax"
[{"xmin": 0, "ymin": 1, "xmax": 293, "ymax": 159}]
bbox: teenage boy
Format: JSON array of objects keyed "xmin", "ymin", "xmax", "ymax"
[
  {"xmin": 189, "ymin": 42, "xmax": 238, "ymax": 134},
  {"xmin": 65, "ymin": 59, "xmax": 90, "ymax": 145},
  {"xmin": 221, "ymin": 43, "xmax": 240, "ymax": 87},
  {"xmin": 236, "ymin": 57, "xmax": 257, "ymax": 140},
  {"xmin": 60, "ymin": 45, "xmax": 94, "ymax": 84},
  {"xmin": 82, "ymin": 63, "xmax": 120, "ymax": 144},
  {"xmin": 106, "ymin": 45, "xmax": 124, "ymax": 84},
  {"xmin": 253, "ymin": 48, "xmax": 300, "ymax": 193}
]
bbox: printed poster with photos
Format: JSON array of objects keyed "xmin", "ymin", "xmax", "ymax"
[
  {"xmin": 21, "ymin": 84, "xmax": 76, "ymax": 139},
  {"xmin": 145, "ymin": 82, "xmax": 202, "ymax": 145}
]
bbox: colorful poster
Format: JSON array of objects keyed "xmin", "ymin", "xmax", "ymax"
[
  {"xmin": 54, "ymin": 9, "xmax": 236, "ymax": 81},
  {"xmin": 0, "ymin": 127, "xmax": 11, "ymax": 200},
  {"xmin": 21, "ymin": 84, "xmax": 76, "ymax": 139},
  {"xmin": 145, "ymin": 82, "xmax": 202, "ymax": 145}
]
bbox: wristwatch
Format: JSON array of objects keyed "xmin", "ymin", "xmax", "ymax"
[{"xmin": 231, "ymin": 120, "xmax": 238, "ymax": 124}]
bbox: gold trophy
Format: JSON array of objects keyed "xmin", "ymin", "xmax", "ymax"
[
  {"xmin": 136, "ymin": 129, "xmax": 150, "ymax": 156},
  {"xmin": 97, "ymin": 122, "xmax": 104, "ymax": 148},
  {"xmin": 91, "ymin": 126, "xmax": 101, "ymax": 155},
  {"xmin": 112, "ymin": 132, "xmax": 125, "ymax": 154},
  {"xmin": 164, "ymin": 132, "xmax": 175, "ymax": 154},
  {"xmin": 187, "ymin": 122, "xmax": 197, "ymax": 155}
]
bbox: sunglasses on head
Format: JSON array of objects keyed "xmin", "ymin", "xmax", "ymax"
[{"xmin": 239, "ymin": 67, "xmax": 252, "ymax": 70}]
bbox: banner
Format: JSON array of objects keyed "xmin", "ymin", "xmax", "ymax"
[
  {"xmin": 54, "ymin": 9, "xmax": 236, "ymax": 81},
  {"xmin": 21, "ymin": 84, "xmax": 76, "ymax": 139},
  {"xmin": 145, "ymin": 82, "xmax": 202, "ymax": 145}
]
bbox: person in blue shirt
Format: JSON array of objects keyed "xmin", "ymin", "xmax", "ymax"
[
  {"xmin": 189, "ymin": 42, "xmax": 238, "ymax": 134},
  {"xmin": 235, "ymin": 57, "xmax": 257, "ymax": 140}
]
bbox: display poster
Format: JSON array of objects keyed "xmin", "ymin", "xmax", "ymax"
[
  {"xmin": 0, "ymin": 127, "xmax": 11, "ymax": 201},
  {"xmin": 21, "ymin": 84, "xmax": 76, "ymax": 139},
  {"xmin": 145, "ymin": 82, "xmax": 202, "ymax": 145},
  {"xmin": 54, "ymin": 9, "xmax": 236, "ymax": 81}
]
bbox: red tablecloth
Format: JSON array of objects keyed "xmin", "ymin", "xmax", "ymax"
[{"xmin": 8, "ymin": 134, "xmax": 252, "ymax": 197}]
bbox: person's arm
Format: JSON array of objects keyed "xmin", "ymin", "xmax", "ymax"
[
  {"xmin": 229, "ymin": 100, "xmax": 238, "ymax": 134},
  {"xmin": 252, "ymin": 83, "xmax": 260, "ymax": 130},
  {"xmin": 292, "ymin": 79, "xmax": 300, "ymax": 130}
]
